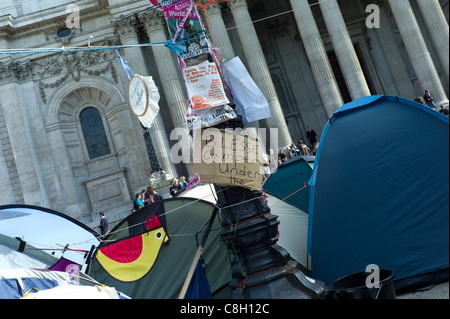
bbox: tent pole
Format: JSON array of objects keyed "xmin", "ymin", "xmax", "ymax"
[{"xmin": 178, "ymin": 206, "xmax": 219, "ymax": 299}]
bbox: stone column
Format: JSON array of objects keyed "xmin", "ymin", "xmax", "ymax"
[
  {"xmin": 140, "ymin": 10, "xmax": 192, "ymax": 174},
  {"xmin": 20, "ymin": 76, "xmax": 68, "ymax": 212},
  {"xmin": 290, "ymin": 0, "xmax": 343, "ymax": 118},
  {"xmin": 0, "ymin": 104, "xmax": 18, "ymax": 205},
  {"xmin": 416, "ymin": 0, "xmax": 449, "ymax": 83},
  {"xmin": 113, "ymin": 15, "xmax": 177, "ymax": 179},
  {"xmin": 319, "ymin": 0, "xmax": 371, "ymax": 101},
  {"xmin": 373, "ymin": 5, "xmax": 416, "ymax": 99},
  {"xmin": 388, "ymin": 0, "xmax": 448, "ymax": 105},
  {"xmin": 229, "ymin": 0, "xmax": 292, "ymax": 149},
  {"xmin": 201, "ymin": 1, "xmax": 235, "ymax": 63},
  {"xmin": 1, "ymin": 81, "xmax": 45, "ymax": 207}
]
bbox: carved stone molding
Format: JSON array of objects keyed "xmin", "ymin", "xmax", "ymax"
[
  {"xmin": 112, "ymin": 14, "xmax": 139, "ymax": 42},
  {"xmin": 0, "ymin": 60, "xmax": 33, "ymax": 83},
  {"xmin": 230, "ymin": 0, "xmax": 249, "ymax": 10},
  {"xmin": 138, "ymin": 9, "xmax": 166, "ymax": 33},
  {"xmin": 28, "ymin": 41, "xmax": 119, "ymax": 104}
]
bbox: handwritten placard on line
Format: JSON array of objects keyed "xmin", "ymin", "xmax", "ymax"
[{"xmin": 192, "ymin": 129, "xmax": 265, "ymax": 191}]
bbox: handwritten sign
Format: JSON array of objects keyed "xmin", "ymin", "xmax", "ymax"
[
  {"xmin": 192, "ymin": 129, "xmax": 264, "ymax": 191},
  {"xmin": 183, "ymin": 61, "xmax": 230, "ymax": 110}
]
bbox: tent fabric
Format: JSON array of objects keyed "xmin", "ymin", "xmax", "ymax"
[
  {"xmin": 308, "ymin": 95, "xmax": 449, "ymax": 287},
  {"xmin": 263, "ymin": 155, "xmax": 314, "ymax": 213},
  {"xmin": 264, "ymin": 195, "xmax": 310, "ymax": 270},
  {"xmin": 0, "ymin": 205, "xmax": 100, "ymax": 272},
  {"xmin": 185, "ymin": 260, "xmax": 212, "ymax": 299},
  {"xmin": 0, "ymin": 269, "xmax": 83, "ymax": 299},
  {"xmin": 22, "ymin": 283, "xmax": 121, "ymax": 299},
  {"xmin": 88, "ymin": 198, "xmax": 231, "ymax": 299}
]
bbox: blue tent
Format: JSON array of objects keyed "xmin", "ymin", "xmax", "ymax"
[
  {"xmin": 308, "ymin": 95, "xmax": 449, "ymax": 291},
  {"xmin": 263, "ymin": 155, "xmax": 315, "ymax": 213}
]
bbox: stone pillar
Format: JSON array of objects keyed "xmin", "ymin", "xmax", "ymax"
[
  {"xmin": 319, "ymin": 0, "xmax": 371, "ymax": 101},
  {"xmin": 201, "ymin": 1, "xmax": 235, "ymax": 63},
  {"xmin": 388, "ymin": 0, "xmax": 448, "ymax": 106},
  {"xmin": 1, "ymin": 81, "xmax": 45, "ymax": 207},
  {"xmin": 20, "ymin": 76, "xmax": 68, "ymax": 212},
  {"xmin": 416, "ymin": 0, "xmax": 449, "ymax": 83},
  {"xmin": 112, "ymin": 15, "xmax": 177, "ymax": 179},
  {"xmin": 0, "ymin": 104, "xmax": 18, "ymax": 205},
  {"xmin": 140, "ymin": 10, "xmax": 192, "ymax": 174},
  {"xmin": 373, "ymin": 6, "xmax": 416, "ymax": 99},
  {"xmin": 290, "ymin": 0, "xmax": 344, "ymax": 118},
  {"xmin": 229, "ymin": 0, "xmax": 292, "ymax": 149}
]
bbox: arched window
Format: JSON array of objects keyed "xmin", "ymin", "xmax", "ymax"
[{"xmin": 80, "ymin": 107, "xmax": 111, "ymax": 159}]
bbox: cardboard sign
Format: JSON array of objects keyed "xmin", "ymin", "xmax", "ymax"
[
  {"xmin": 193, "ymin": 129, "xmax": 265, "ymax": 191},
  {"xmin": 183, "ymin": 61, "xmax": 230, "ymax": 110}
]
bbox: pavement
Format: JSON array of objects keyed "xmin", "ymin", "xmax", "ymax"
[{"xmin": 397, "ymin": 281, "xmax": 449, "ymax": 299}]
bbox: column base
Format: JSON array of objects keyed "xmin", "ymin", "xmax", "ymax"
[{"xmin": 229, "ymin": 260, "xmax": 325, "ymax": 299}]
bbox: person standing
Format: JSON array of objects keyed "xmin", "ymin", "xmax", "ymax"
[
  {"xmin": 133, "ymin": 193, "xmax": 145, "ymax": 211},
  {"xmin": 306, "ymin": 126, "xmax": 317, "ymax": 147},
  {"xmin": 180, "ymin": 176, "xmax": 188, "ymax": 190},
  {"xmin": 298, "ymin": 139, "xmax": 311, "ymax": 156},
  {"xmin": 439, "ymin": 104, "xmax": 449, "ymax": 116},
  {"xmin": 98, "ymin": 212, "xmax": 109, "ymax": 237},
  {"xmin": 169, "ymin": 178, "xmax": 182, "ymax": 197},
  {"xmin": 423, "ymin": 90, "xmax": 436, "ymax": 110},
  {"xmin": 146, "ymin": 186, "xmax": 164, "ymax": 204}
]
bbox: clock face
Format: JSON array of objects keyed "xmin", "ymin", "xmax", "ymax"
[{"xmin": 128, "ymin": 76, "xmax": 149, "ymax": 117}]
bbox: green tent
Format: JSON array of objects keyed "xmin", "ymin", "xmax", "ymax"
[{"xmin": 88, "ymin": 197, "xmax": 231, "ymax": 299}]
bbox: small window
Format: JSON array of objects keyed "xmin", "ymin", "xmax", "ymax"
[
  {"xmin": 57, "ymin": 28, "xmax": 72, "ymax": 38},
  {"xmin": 80, "ymin": 107, "xmax": 111, "ymax": 159}
]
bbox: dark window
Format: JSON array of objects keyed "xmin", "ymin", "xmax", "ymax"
[
  {"xmin": 80, "ymin": 107, "xmax": 111, "ymax": 159},
  {"xmin": 57, "ymin": 28, "xmax": 72, "ymax": 38}
]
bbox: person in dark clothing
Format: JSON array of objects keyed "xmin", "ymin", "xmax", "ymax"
[
  {"xmin": 169, "ymin": 178, "xmax": 182, "ymax": 197},
  {"xmin": 98, "ymin": 212, "xmax": 109, "ymax": 237},
  {"xmin": 423, "ymin": 89, "xmax": 436, "ymax": 110},
  {"xmin": 439, "ymin": 104, "xmax": 449, "ymax": 116},
  {"xmin": 306, "ymin": 126, "xmax": 317, "ymax": 147}
]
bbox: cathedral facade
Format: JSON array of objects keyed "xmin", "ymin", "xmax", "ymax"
[{"xmin": 0, "ymin": 0, "xmax": 448, "ymax": 227}]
